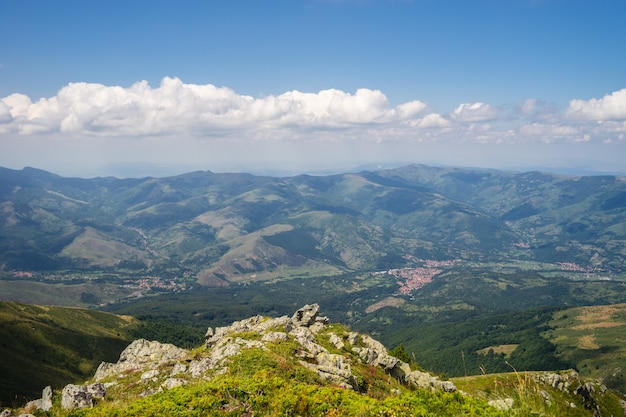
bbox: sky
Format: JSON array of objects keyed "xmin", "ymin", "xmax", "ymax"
[{"xmin": 1, "ymin": 0, "xmax": 626, "ymax": 178}]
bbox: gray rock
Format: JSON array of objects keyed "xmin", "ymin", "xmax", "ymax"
[
  {"xmin": 488, "ymin": 398, "xmax": 514, "ymax": 410},
  {"xmin": 141, "ymin": 369, "xmax": 160, "ymax": 380},
  {"xmin": 170, "ymin": 362, "xmax": 187, "ymax": 376},
  {"xmin": 94, "ymin": 339, "xmax": 188, "ymax": 381},
  {"xmin": 162, "ymin": 378, "xmax": 187, "ymax": 390},
  {"xmin": 286, "ymin": 304, "xmax": 322, "ymax": 330},
  {"xmin": 309, "ymin": 352, "xmax": 354, "ymax": 389},
  {"xmin": 189, "ymin": 357, "xmax": 214, "ymax": 378},
  {"xmin": 329, "ymin": 333, "xmax": 345, "ymax": 350},
  {"xmin": 40, "ymin": 386, "xmax": 52, "ymax": 411},
  {"xmin": 206, "ymin": 315, "xmax": 289, "ymax": 346},
  {"xmin": 290, "ymin": 326, "xmax": 327, "ymax": 357},
  {"xmin": 61, "ymin": 383, "xmax": 106, "ymax": 409},
  {"xmin": 23, "ymin": 385, "xmax": 52, "ymax": 413},
  {"xmin": 262, "ymin": 331, "xmax": 289, "ymax": 342}
]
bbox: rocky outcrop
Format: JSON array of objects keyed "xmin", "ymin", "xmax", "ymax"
[
  {"xmin": 533, "ymin": 370, "xmax": 606, "ymax": 415},
  {"xmin": 14, "ymin": 304, "xmax": 456, "ymax": 412},
  {"xmin": 89, "ymin": 303, "xmax": 455, "ymax": 397},
  {"xmin": 94, "ymin": 338, "xmax": 188, "ymax": 382},
  {"xmin": 61, "ymin": 383, "xmax": 106, "ymax": 409}
]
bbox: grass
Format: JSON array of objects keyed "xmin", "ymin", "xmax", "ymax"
[
  {"xmin": 0, "ymin": 301, "xmax": 138, "ymax": 406},
  {"xmin": 546, "ymin": 303, "xmax": 626, "ymax": 393},
  {"xmin": 476, "ymin": 344, "xmax": 519, "ymax": 358},
  {"xmin": 453, "ymin": 369, "xmax": 625, "ymax": 417}
]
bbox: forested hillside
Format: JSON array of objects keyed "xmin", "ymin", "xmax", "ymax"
[{"xmin": 1, "ymin": 164, "xmax": 625, "ymax": 290}]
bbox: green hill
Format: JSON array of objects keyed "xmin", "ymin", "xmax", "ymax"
[
  {"xmin": 5, "ymin": 305, "xmax": 625, "ymax": 417},
  {"xmin": 1, "ymin": 164, "xmax": 625, "ymax": 295},
  {"xmin": 0, "ymin": 301, "xmax": 138, "ymax": 406},
  {"xmin": 547, "ymin": 303, "xmax": 626, "ymax": 393}
]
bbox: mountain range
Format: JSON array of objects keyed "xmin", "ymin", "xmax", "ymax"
[
  {"xmin": 1, "ymin": 164, "xmax": 625, "ymax": 288},
  {"xmin": 2, "ymin": 163, "xmax": 626, "ymax": 403}
]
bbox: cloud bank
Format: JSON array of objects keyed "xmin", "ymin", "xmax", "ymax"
[
  {"xmin": 1, "ymin": 77, "xmax": 625, "ymax": 144},
  {"xmin": 1, "ymin": 77, "xmax": 625, "ymax": 176}
]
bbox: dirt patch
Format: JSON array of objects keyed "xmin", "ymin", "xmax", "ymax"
[
  {"xmin": 577, "ymin": 306, "xmax": 621, "ymax": 323},
  {"xmin": 578, "ymin": 335, "xmax": 600, "ymax": 350},
  {"xmin": 476, "ymin": 344, "xmax": 519, "ymax": 358},
  {"xmin": 573, "ymin": 321, "xmax": 624, "ymax": 331},
  {"xmin": 365, "ymin": 297, "xmax": 406, "ymax": 313},
  {"xmin": 572, "ymin": 305, "xmax": 626, "ymax": 330}
]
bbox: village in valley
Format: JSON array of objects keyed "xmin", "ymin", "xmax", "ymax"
[{"xmin": 374, "ymin": 257, "xmax": 458, "ymax": 295}]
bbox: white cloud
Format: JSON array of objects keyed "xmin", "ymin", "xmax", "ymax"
[
  {"xmin": 520, "ymin": 123, "xmax": 581, "ymax": 142},
  {"xmin": 520, "ymin": 99, "xmax": 537, "ymax": 115},
  {"xmin": 566, "ymin": 88, "xmax": 626, "ymax": 121},
  {"xmin": 451, "ymin": 102, "xmax": 498, "ymax": 122},
  {"xmin": 0, "ymin": 101, "xmax": 12, "ymax": 124},
  {"xmin": 3, "ymin": 79, "xmax": 626, "ymax": 177},
  {"xmin": 0, "ymin": 78, "xmax": 435, "ymax": 137},
  {"xmin": 395, "ymin": 100, "xmax": 428, "ymax": 119},
  {"xmin": 409, "ymin": 113, "xmax": 451, "ymax": 128}
]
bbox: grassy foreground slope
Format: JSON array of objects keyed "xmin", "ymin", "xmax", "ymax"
[
  {"xmin": 9, "ymin": 310, "xmax": 626, "ymax": 417},
  {"xmin": 0, "ymin": 301, "xmax": 137, "ymax": 406}
]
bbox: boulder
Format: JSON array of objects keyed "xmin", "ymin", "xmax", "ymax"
[
  {"xmin": 40, "ymin": 386, "xmax": 52, "ymax": 412},
  {"xmin": 23, "ymin": 385, "xmax": 52, "ymax": 412},
  {"xmin": 206, "ymin": 315, "xmax": 289, "ymax": 346},
  {"xmin": 61, "ymin": 383, "xmax": 106, "ymax": 410},
  {"xmin": 94, "ymin": 339, "xmax": 189, "ymax": 381},
  {"xmin": 286, "ymin": 303, "xmax": 328, "ymax": 332}
]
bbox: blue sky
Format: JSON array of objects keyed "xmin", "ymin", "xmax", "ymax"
[{"xmin": 1, "ymin": 0, "xmax": 626, "ymax": 177}]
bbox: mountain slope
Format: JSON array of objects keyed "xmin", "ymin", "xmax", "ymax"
[
  {"xmin": 0, "ymin": 301, "xmax": 138, "ymax": 405},
  {"xmin": 8, "ymin": 304, "xmax": 625, "ymax": 416},
  {"xmin": 1, "ymin": 164, "xmax": 625, "ymax": 293}
]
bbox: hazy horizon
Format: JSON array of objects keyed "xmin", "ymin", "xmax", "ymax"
[{"xmin": 2, "ymin": 1, "xmax": 625, "ymax": 179}]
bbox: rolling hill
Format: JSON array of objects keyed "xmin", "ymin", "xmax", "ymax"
[
  {"xmin": 2, "ymin": 164, "xmax": 626, "ymax": 402},
  {"xmin": 1, "ymin": 164, "xmax": 624, "ymax": 292},
  {"xmin": 0, "ymin": 301, "xmax": 138, "ymax": 405},
  {"xmin": 5, "ymin": 304, "xmax": 625, "ymax": 416}
]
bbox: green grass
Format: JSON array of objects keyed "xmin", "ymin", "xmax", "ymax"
[
  {"xmin": 546, "ymin": 304, "xmax": 626, "ymax": 392},
  {"xmin": 0, "ymin": 301, "xmax": 138, "ymax": 406},
  {"xmin": 45, "ymin": 339, "xmax": 513, "ymax": 417}
]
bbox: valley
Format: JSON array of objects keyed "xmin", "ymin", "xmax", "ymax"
[{"xmin": 1, "ymin": 163, "xmax": 626, "ymax": 407}]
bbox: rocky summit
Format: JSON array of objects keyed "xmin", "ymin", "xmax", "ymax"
[
  {"xmin": 4, "ymin": 305, "xmax": 625, "ymax": 416},
  {"xmin": 91, "ymin": 304, "xmax": 455, "ymax": 397}
]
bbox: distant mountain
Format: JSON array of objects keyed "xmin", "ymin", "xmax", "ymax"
[
  {"xmin": 3, "ymin": 164, "xmax": 626, "ymax": 411},
  {"xmin": 1, "ymin": 164, "xmax": 625, "ymax": 289}
]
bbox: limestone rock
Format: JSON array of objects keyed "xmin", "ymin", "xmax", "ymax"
[
  {"xmin": 170, "ymin": 362, "xmax": 187, "ymax": 376},
  {"xmin": 189, "ymin": 357, "xmax": 214, "ymax": 378},
  {"xmin": 40, "ymin": 386, "xmax": 52, "ymax": 412},
  {"xmin": 118, "ymin": 339, "xmax": 188, "ymax": 365},
  {"xmin": 262, "ymin": 331, "xmax": 289, "ymax": 342},
  {"xmin": 94, "ymin": 339, "xmax": 188, "ymax": 381},
  {"xmin": 162, "ymin": 378, "xmax": 187, "ymax": 390},
  {"xmin": 23, "ymin": 386, "xmax": 52, "ymax": 412},
  {"xmin": 289, "ymin": 303, "xmax": 320, "ymax": 328},
  {"xmin": 61, "ymin": 383, "xmax": 105, "ymax": 410},
  {"xmin": 489, "ymin": 398, "xmax": 514, "ymax": 411},
  {"xmin": 286, "ymin": 303, "xmax": 328, "ymax": 333},
  {"xmin": 329, "ymin": 333, "xmax": 345, "ymax": 350},
  {"xmin": 206, "ymin": 315, "xmax": 289, "ymax": 346},
  {"xmin": 307, "ymin": 351, "xmax": 354, "ymax": 389}
]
